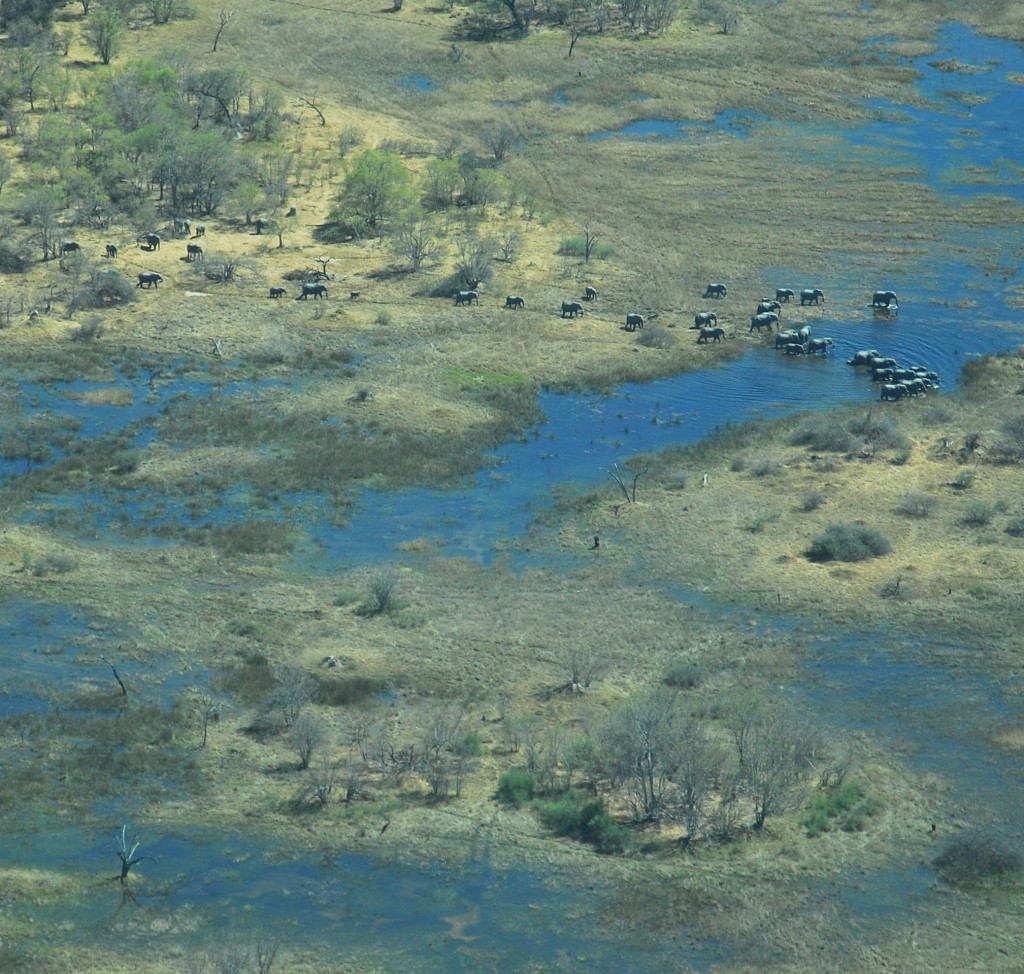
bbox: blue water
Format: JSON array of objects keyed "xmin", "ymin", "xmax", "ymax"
[{"xmin": 400, "ymin": 73, "xmax": 434, "ymax": 92}]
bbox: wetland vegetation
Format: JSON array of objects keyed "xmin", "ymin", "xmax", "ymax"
[{"xmin": 1, "ymin": 0, "xmax": 1024, "ymax": 971}]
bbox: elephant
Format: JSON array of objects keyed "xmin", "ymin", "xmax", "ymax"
[
  {"xmin": 783, "ymin": 341, "xmax": 806, "ymax": 355},
  {"xmin": 775, "ymin": 288, "xmax": 795, "ymax": 303},
  {"xmin": 697, "ymin": 326, "xmax": 725, "ymax": 343},
  {"xmin": 193, "ymin": 224, "xmax": 206, "ymax": 238},
  {"xmin": 136, "ymin": 272, "xmax": 163, "ymax": 288},
  {"xmin": 775, "ymin": 329, "xmax": 802, "ymax": 349},
  {"xmin": 454, "ymin": 290, "xmax": 479, "ymax": 306},
  {"xmin": 584, "ymin": 286, "xmax": 598, "ymax": 301},
  {"xmin": 142, "ymin": 232, "xmax": 161, "ymax": 251},
  {"xmin": 269, "ymin": 286, "xmax": 286, "ymax": 298},
  {"xmin": 60, "ymin": 240, "xmax": 80, "ymax": 255},
  {"xmin": 880, "ymin": 383, "xmax": 907, "ymax": 401},
  {"xmin": 807, "ymin": 337, "xmax": 834, "ymax": 354},
  {"xmin": 756, "ymin": 299, "xmax": 782, "ymax": 315},
  {"xmin": 910, "ymin": 367, "xmax": 939, "ymax": 384},
  {"xmin": 693, "ymin": 312, "xmax": 717, "ymax": 329},
  {"xmin": 800, "ymin": 288, "xmax": 825, "ymax": 305},
  {"xmin": 186, "ymin": 243, "xmax": 204, "ymax": 261},
  {"xmin": 703, "ymin": 283, "xmax": 727, "ymax": 299},
  {"xmin": 750, "ymin": 312, "xmax": 779, "ymax": 332},
  {"xmin": 298, "ymin": 282, "xmax": 328, "ymax": 300},
  {"xmin": 504, "ymin": 295, "xmax": 525, "ymax": 309},
  {"xmin": 173, "ymin": 217, "xmax": 191, "ymax": 236},
  {"xmin": 903, "ymin": 377, "xmax": 928, "ymax": 396},
  {"xmin": 869, "ymin": 357, "xmax": 898, "ymax": 373},
  {"xmin": 625, "ymin": 312, "xmax": 645, "ymax": 331},
  {"xmin": 797, "ymin": 325, "xmax": 811, "ymax": 344},
  {"xmin": 847, "ymin": 349, "xmax": 881, "ymax": 366},
  {"xmin": 872, "ymin": 290, "xmax": 899, "ymax": 308},
  {"xmin": 871, "ymin": 367, "xmax": 896, "ymax": 383},
  {"xmin": 561, "ymin": 301, "xmax": 585, "ymax": 318},
  {"xmin": 104, "ymin": 243, "xmax": 118, "ymax": 259}
]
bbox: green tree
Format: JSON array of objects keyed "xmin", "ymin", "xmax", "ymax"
[
  {"xmin": 329, "ymin": 148, "xmax": 412, "ymax": 238},
  {"xmin": 84, "ymin": 7, "xmax": 126, "ymax": 66}
]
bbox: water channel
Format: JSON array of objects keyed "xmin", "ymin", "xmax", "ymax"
[{"xmin": 2, "ymin": 21, "xmax": 1024, "ymax": 971}]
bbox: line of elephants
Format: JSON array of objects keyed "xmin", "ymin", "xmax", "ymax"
[{"xmin": 847, "ymin": 348, "xmax": 940, "ymax": 400}]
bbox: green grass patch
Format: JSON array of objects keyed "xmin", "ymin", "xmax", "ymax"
[
  {"xmin": 801, "ymin": 781, "xmax": 882, "ymax": 837},
  {"xmin": 535, "ymin": 791, "xmax": 631, "ymax": 855},
  {"xmin": 806, "ymin": 523, "xmax": 892, "ymax": 563}
]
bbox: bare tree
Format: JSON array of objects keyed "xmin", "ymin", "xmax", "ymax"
[
  {"xmin": 732, "ymin": 697, "xmax": 819, "ymax": 829},
  {"xmin": 496, "ymin": 225, "xmax": 522, "ymax": 263},
  {"xmin": 192, "ymin": 691, "xmax": 220, "ymax": 748},
  {"xmin": 482, "ymin": 123, "xmax": 517, "ymax": 162},
  {"xmin": 593, "ymin": 688, "xmax": 683, "ymax": 822},
  {"xmin": 211, "ymin": 9, "xmax": 235, "ymax": 51},
  {"xmin": 392, "ymin": 220, "xmax": 440, "ymax": 273},
  {"xmin": 114, "ymin": 824, "xmax": 152, "ymax": 884},
  {"xmin": 290, "ymin": 711, "xmax": 328, "ymax": 770},
  {"xmin": 673, "ymin": 718, "xmax": 726, "ymax": 842},
  {"xmin": 267, "ymin": 665, "xmax": 317, "ymax": 728},
  {"xmin": 557, "ymin": 646, "xmax": 607, "ymax": 691},
  {"xmin": 609, "ymin": 462, "xmax": 647, "ymax": 503}
]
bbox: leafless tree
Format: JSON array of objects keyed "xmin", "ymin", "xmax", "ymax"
[
  {"xmin": 496, "ymin": 225, "xmax": 522, "ymax": 263},
  {"xmin": 732, "ymin": 697, "xmax": 820, "ymax": 829},
  {"xmin": 211, "ymin": 9, "xmax": 235, "ymax": 52},
  {"xmin": 673, "ymin": 718, "xmax": 726, "ymax": 842},
  {"xmin": 115, "ymin": 824, "xmax": 152, "ymax": 884},
  {"xmin": 267, "ymin": 665, "xmax": 317, "ymax": 728},
  {"xmin": 557, "ymin": 646, "xmax": 607, "ymax": 691},
  {"xmin": 290, "ymin": 711, "xmax": 328, "ymax": 770},
  {"xmin": 593, "ymin": 688, "xmax": 683, "ymax": 822},
  {"xmin": 392, "ymin": 220, "xmax": 441, "ymax": 273},
  {"xmin": 609, "ymin": 462, "xmax": 647, "ymax": 503}
]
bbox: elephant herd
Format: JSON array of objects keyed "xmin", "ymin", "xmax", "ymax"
[{"xmin": 847, "ymin": 348, "xmax": 939, "ymax": 400}]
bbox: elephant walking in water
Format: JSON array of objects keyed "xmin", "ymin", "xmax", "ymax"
[{"xmin": 872, "ymin": 290, "xmax": 898, "ymax": 307}]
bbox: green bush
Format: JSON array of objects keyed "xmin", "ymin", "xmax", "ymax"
[
  {"xmin": 897, "ymin": 492, "xmax": 938, "ymax": 518},
  {"xmin": 496, "ymin": 767, "xmax": 538, "ymax": 806},
  {"xmin": 801, "ymin": 781, "xmax": 881, "ymax": 837},
  {"xmin": 557, "ymin": 236, "xmax": 614, "ymax": 260},
  {"xmin": 664, "ymin": 661, "xmax": 702, "ymax": 689},
  {"xmin": 800, "ymin": 489, "xmax": 825, "ymax": 512},
  {"xmin": 806, "ymin": 523, "xmax": 892, "ymax": 563},
  {"xmin": 535, "ymin": 794, "xmax": 630, "ymax": 854}
]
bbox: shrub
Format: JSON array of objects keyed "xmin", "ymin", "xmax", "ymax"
[
  {"xmin": 789, "ymin": 414, "xmax": 855, "ymax": 453},
  {"xmin": 357, "ymin": 566, "xmax": 400, "ymax": 616},
  {"xmin": 209, "ymin": 520, "xmax": 293, "ymax": 555},
  {"xmin": 952, "ymin": 469, "xmax": 975, "ymax": 490},
  {"xmin": 800, "ymin": 489, "xmax": 825, "ymax": 512},
  {"xmin": 847, "ymin": 411, "xmax": 911, "ymax": 451},
  {"xmin": 315, "ymin": 675, "xmax": 388, "ymax": 706},
  {"xmin": 934, "ymin": 833, "xmax": 1023, "ymax": 886},
  {"xmin": 216, "ymin": 653, "xmax": 276, "ymax": 704},
  {"xmin": 30, "ymin": 553, "xmax": 77, "ymax": 576},
  {"xmin": 749, "ymin": 455, "xmax": 782, "ymax": 477},
  {"xmin": 962, "ymin": 500, "xmax": 1000, "ymax": 527},
  {"xmin": 637, "ymin": 326, "xmax": 674, "ymax": 349},
  {"xmin": 70, "ymin": 316, "xmax": 105, "ymax": 341},
  {"xmin": 535, "ymin": 794, "xmax": 630, "ymax": 854},
  {"xmin": 897, "ymin": 492, "xmax": 938, "ymax": 518},
  {"xmin": 664, "ymin": 661, "xmax": 702, "ymax": 689},
  {"xmin": 557, "ymin": 236, "xmax": 614, "ymax": 260},
  {"xmin": 496, "ymin": 767, "xmax": 538, "ymax": 806},
  {"xmin": 806, "ymin": 523, "xmax": 892, "ymax": 563},
  {"xmin": 1005, "ymin": 517, "xmax": 1024, "ymax": 537},
  {"xmin": 800, "ymin": 781, "xmax": 882, "ymax": 837}
]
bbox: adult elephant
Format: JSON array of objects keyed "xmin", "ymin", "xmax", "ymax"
[
  {"xmin": 703, "ymin": 283, "xmax": 727, "ymax": 299},
  {"xmin": 136, "ymin": 272, "xmax": 163, "ymax": 288},
  {"xmin": 60, "ymin": 240, "xmax": 80, "ymax": 255},
  {"xmin": 775, "ymin": 330, "xmax": 802, "ymax": 349},
  {"xmin": 872, "ymin": 290, "xmax": 898, "ymax": 307},
  {"xmin": 783, "ymin": 342, "xmax": 806, "ymax": 355},
  {"xmin": 298, "ymin": 282, "xmax": 328, "ymax": 300},
  {"xmin": 807, "ymin": 337, "xmax": 834, "ymax": 354},
  {"xmin": 104, "ymin": 243, "xmax": 118, "ymax": 259},
  {"xmin": 775, "ymin": 288, "xmax": 795, "ymax": 303},
  {"xmin": 142, "ymin": 232, "xmax": 161, "ymax": 251},
  {"xmin": 756, "ymin": 299, "xmax": 782, "ymax": 315},
  {"xmin": 697, "ymin": 326, "xmax": 725, "ymax": 343},
  {"xmin": 872, "ymin": 368, "xmax": 897, "ymax": 384},
  {"xmin": 584, "ymin": 286, "xmax": 598, "ymax": 301},
  {"xmin": 186, "ymin": 243, "xmax": 204, "ymax": 261},
  {"xmin": 797, "ymin": 325, "xmax": 811, "ymax": 344},
  {"xmin": 800, "ymin": 288, "xmax": 825, "ymax": 305},
  {"xmin": 504, "ymin": 295, "xmax": 525, "ymax": 309},
  {"xmin": 903, "ymin": 377, "xmax": 928, "ymax": 396},
  {"xmin": 847, "ymin": 349, "xmax": 881, "ymax": 366},
  {"xmin": 561, "ymin": 301, "xmax": 584, "ymax": 318},
  {"xmin": 693, "ymin": 311, "xmax": 717, "ymax": 329},
  {"xmin": 880, "ymin": 383, "xmax": 907, "ymax": 401},
  {"xmin": 750, "ymin": 312, "xmax": 779, "ymax": 332},
  {"xmin": 625, "ymin": 312, "xmax": 645, "ymax": 331},
  {"xmin": 454, "ymin": 290, "xmax": 479, "ymax": 306},
  {"xmin": 269, "ymin": 286, "xmax": 286, "ymax": 298}
]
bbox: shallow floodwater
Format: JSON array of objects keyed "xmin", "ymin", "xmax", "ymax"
[{"xmin": 3, "ymin": 21, "xmax": 1024, "ymax": 972}]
